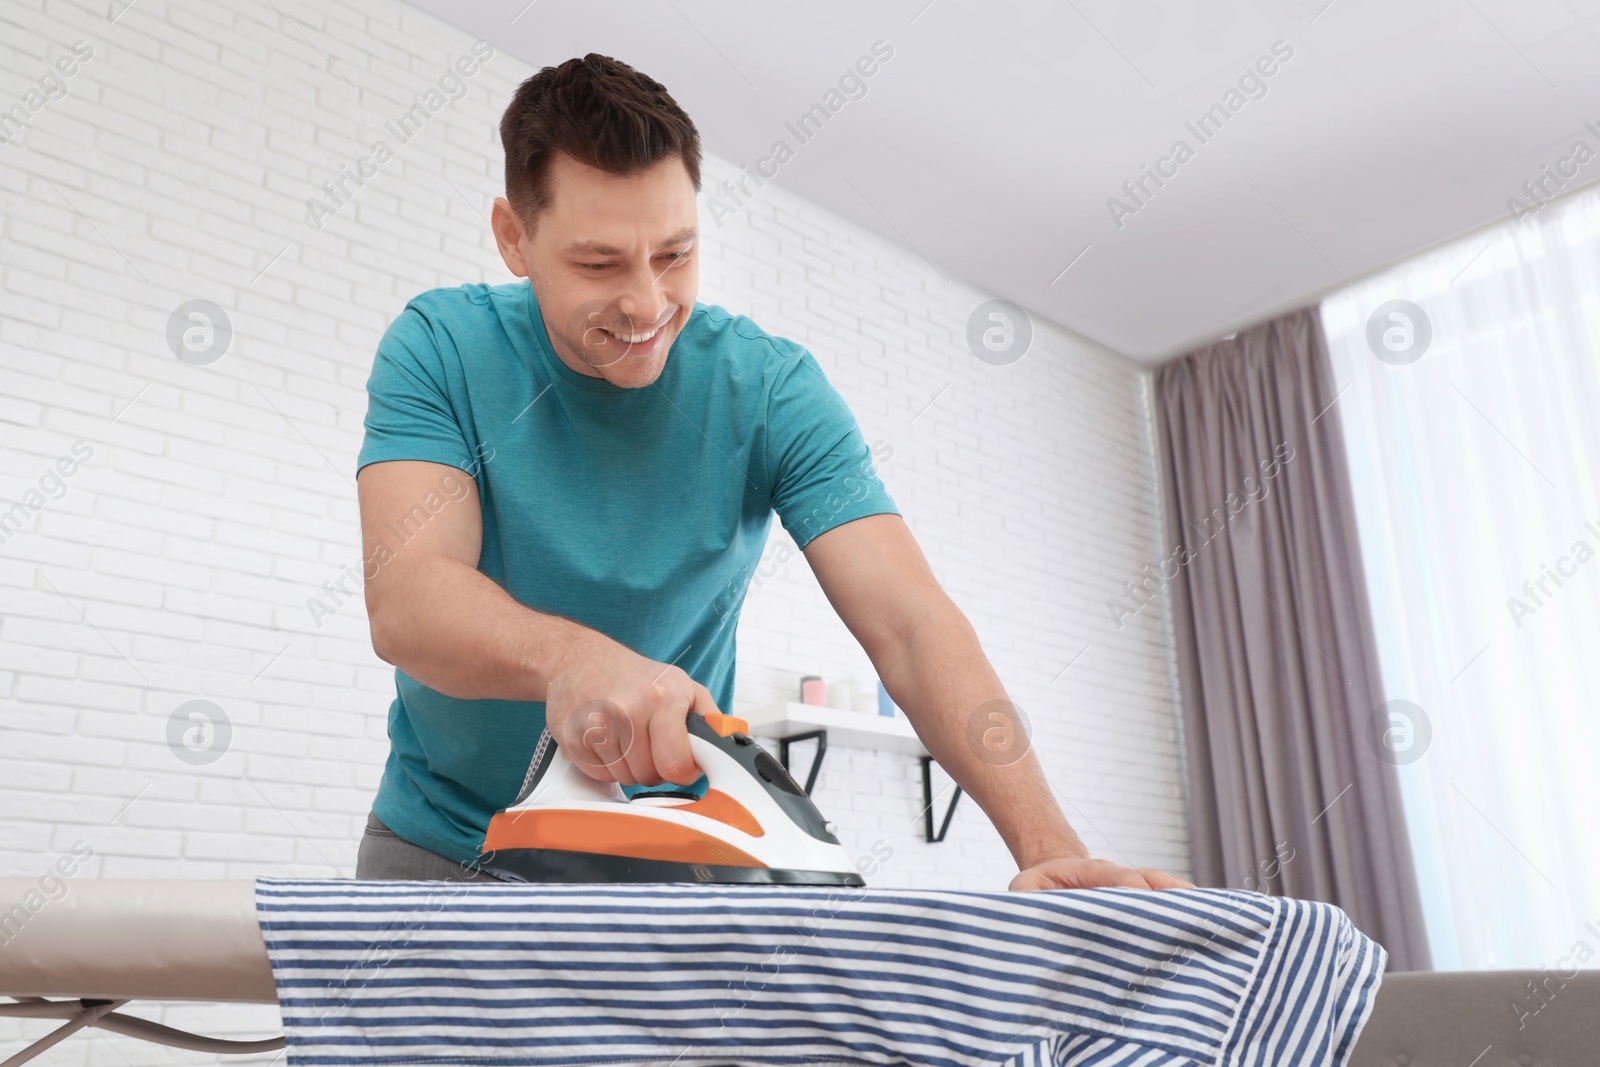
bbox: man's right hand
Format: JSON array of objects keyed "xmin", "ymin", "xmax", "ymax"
[{"xmin": 544, "ymin": 635, "xmax": 719, "ymax": 788}]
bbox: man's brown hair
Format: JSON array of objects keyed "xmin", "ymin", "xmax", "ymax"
[{"xmin": 499, "ymin": 53, "xmax": 702, "ymax": 228}]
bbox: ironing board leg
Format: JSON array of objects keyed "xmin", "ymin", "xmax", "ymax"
[
  {"xmin": 0, "ymin": 998, "xmax": 285, "ymax": 1064},
  {"xmin": 0, "ymin": 998, "xmax": 125, "ymax": 1067}
]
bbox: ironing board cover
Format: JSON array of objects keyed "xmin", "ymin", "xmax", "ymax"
[{"xmin": 255, "ymin": 877, "xmax": 1386, "ymax": 1067}]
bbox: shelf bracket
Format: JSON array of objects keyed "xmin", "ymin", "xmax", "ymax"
[
  {"xmin": 777, "ymin": 729, "xmax": 828, "ymax": 796},
  {"xmin": 920, "ymin": 756, "xmax": 963, "ymax": 843}
]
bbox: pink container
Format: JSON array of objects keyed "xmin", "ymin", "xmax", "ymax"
[{"xmin": 800, "ymin": 676, "xmax": 827, "ymax": 706}]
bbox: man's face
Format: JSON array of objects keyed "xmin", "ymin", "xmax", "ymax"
[{"xmin": 492, "ymin": 152, "xmax": 698, "ymax": 390}]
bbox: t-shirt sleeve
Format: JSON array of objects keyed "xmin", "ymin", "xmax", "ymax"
[
  {"xmin": 766, "ymin": 346, "xmax": 899, "ymax": 549},
  {"xmin": 357, "ymin": 304, "xmax": 478, "ymax": 476}
]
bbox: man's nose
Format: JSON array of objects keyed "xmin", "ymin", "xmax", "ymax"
[{"xmin": 616, "ymin": 262, "xmax": 672, "ymax": 327}]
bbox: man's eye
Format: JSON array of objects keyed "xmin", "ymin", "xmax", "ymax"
[{"xmin": 581, "ymin": 263, "xmax": 609, "ymax": 272}]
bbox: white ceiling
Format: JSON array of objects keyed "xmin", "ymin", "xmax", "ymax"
[{"xmin": 403, "ymin": 0, "xmax": 1600, "ymax": 362}]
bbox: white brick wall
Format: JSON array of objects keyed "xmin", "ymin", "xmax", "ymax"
[{"xmin": 1, "ymin": 0, "xmax": 1186, "ymax": 1059}]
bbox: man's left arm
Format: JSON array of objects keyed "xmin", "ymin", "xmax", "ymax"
[{"xmin": 802, "ymin": 513, "xmax": 1194, "ymax": 892}]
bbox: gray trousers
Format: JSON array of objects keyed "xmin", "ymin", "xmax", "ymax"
[{"xmin": 354, "ymin": 811, "xmax": 504, "ymax": 882}]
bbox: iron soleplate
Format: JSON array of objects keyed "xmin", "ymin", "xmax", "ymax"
[{"xmin": 481, "ymin": 847, "xmax": 866, "ymax": 886}]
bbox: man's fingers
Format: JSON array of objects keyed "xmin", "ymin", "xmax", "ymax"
[
  {"xmin": 1139, "ymin": 867, "xmax": 1195, "ymax": 890},
  {"xmin": 581, "ymin": 728, "xmax": 637, "ymax": 785},
  {"xmin": 599, "ymin": 725, "xmax": 640, "ymax": 785},
  {"xmin": 1009, "ymin": 857, "xmax": 1198, "ymax": 894},
  {"xmin": 614, "ymin": 692, "xmax": 664, "ymax": 785},
  {"xmin": 1010, "ymin": 858, "xmax": 1200, "ymax": 893},
  {"xmin": 649, "ymin": 693, "xmax": 701, "ymax": 786},
  {"xmin": 1008, "ymin": 869, "xmax": 1048, "ymax": 892},
  {"xmin": 569, "ymin": 701, "xmax": 638, "ymax": 784},
  {"xmin": 1097, "ymin": 862, "xmax": 1156, "ymax": 890}
]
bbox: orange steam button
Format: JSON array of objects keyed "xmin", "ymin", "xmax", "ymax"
[{"xmin": 704, "ymin": 712, "xmax": 749, "ymax": 737}]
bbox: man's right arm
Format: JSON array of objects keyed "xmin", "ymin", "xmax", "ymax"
[{"xmin": 357, "ymin": 459, "xmax": 714, "ymax": 787}]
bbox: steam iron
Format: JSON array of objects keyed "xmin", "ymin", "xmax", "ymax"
[{"xmin": 480, "ymin": 710, "xmax": 865, "ymax": 886}]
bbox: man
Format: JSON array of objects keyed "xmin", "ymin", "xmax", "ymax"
[{"xmin": 353, "ymin": 53, "xmax": 1189, "ymax": 893}]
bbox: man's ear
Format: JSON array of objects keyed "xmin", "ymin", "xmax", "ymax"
[{"xmin": 491, "ymin": 197, "xmax": 533, "ymax": 278}]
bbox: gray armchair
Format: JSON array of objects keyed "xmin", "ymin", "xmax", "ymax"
[{"xmin": 1351, "ymin": 969, "xmax": 1600, "ymax": 1065}]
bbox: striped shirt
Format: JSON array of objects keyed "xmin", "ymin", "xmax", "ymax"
[{"xmin": 256, "ymin": 878, "xmax": 1385, "ymax": 1067}]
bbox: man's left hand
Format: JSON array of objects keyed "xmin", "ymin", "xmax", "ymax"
[{"xmin": 1010, "ymin": 856, "xmax": 1196, "ymax": 892}]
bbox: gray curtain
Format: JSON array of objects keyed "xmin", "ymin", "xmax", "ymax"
[{"xmin": 1152, "ymin": 305, "xmax": 1432, "ymax": 972}]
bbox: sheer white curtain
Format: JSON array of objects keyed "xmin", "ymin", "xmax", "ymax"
[{"xmin": 1319, "ymin": 185, "xmax": 1600, "ymax": 971}]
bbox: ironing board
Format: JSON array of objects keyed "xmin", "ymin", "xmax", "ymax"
[
  {"xmin": 0, "ymin": 879, "xmax": 279, "ymax": 1067},
  {"xmin": 1, "ymin": 876, "xmax": 1388, "ymax": 1067}
]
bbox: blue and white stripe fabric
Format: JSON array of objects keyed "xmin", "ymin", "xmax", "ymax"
[{"xmin": 255, "ymin": 878, "xmax": 1386, "ymax": 1067}]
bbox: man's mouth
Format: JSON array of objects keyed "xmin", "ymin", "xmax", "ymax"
[
  {"xmin": 602, "ymin": 322, "xmax": 665, "ymax": 344},
  {"xmin": 595, "ymin": 312, "xmax": 674, "ymax": 355}
]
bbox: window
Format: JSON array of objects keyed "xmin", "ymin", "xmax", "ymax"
[{"xmin": 1319, "ymin": 184, "xmax": 1600, "ymax": 970}]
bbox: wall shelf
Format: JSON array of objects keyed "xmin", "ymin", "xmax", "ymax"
[
  {"xmin": 743, "ymin": 701, "xmax": 962, "ymax": 843},
  {"xmin": 745, "ymin": 702, "xmax": 928, "ymax": 757}
]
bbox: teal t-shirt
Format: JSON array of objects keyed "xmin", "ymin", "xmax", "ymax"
[{"xmin": 356, "ymin": 280, "xmax": 899, "ymax": 867}]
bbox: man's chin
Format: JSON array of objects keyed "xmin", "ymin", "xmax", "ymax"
[{"xmin": 601, "ymin": 353, "xmax": 667, "ymax": 389}]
